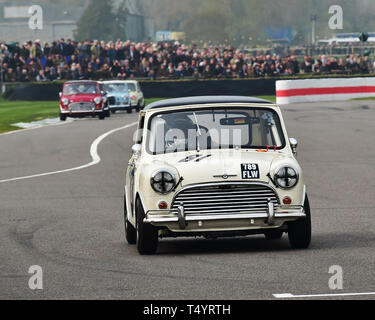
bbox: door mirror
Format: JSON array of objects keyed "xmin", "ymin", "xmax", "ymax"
[
  {"xmin": 59, "ymin": 92, "xmax": 62, "ymax": 98},
  {"xmin": 289, "ymin": 138, "xmax": 298, "ymax": 155},
  {"xmin": 132, "ymin": 144, "xmax": 142, "ymax": 158}
]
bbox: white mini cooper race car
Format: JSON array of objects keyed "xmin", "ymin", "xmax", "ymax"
[
  {"xmin": 125, "ymin": 80, "xmax": 145, "ymax": 110},
  {"xmin": 124, "ymin": 96, "xmax": 311, "ymax": 255}
]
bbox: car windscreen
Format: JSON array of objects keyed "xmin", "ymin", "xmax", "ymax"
[
  {"xmin": 63, "ymin": 83, "xmax": 99, "ymax": 95},
  {"xmin": 127, "ymin": 83, "xmax": 136, "ymax": 91},
  {"xmin": 104, "ymin": 83, "xmax": 128, "ymax": 93},
  {"xmin": 147, "ymin": 108, "xmax": 285, "ymax": 155}
]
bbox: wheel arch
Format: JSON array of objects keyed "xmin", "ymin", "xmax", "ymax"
[
  {"xmin": 134, "ymin": 191, "xmax": 147, "ymax": 224},
  {"xmin": 125, "ymin": 186, "xmax": 146, "ymax": 227},
  {"xmin": 302, "ymin": 185, "xmax": 307, "ymax": 206}
]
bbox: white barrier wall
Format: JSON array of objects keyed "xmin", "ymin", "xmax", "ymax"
[{"xmin": 276, "ymin": 77, "xmax": 375, "ymax": 104}]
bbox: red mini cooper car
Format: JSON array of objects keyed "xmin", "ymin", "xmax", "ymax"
[{"xmin": 59, "ymin": 81, "xmax": 109, "ymax": 121}]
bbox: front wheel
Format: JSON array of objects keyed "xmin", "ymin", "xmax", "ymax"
[
  {"xmin": 288, "ymin": 195, "xmax": 311, "ymax": 249},
  {"xmin": 60, "ymin": 114, "xmax": 66, "ymax": 121},
  {"xmin": 264, "ymin": 229, "xmax": 284, "ymax": 240},
  {"xmin": 99, "ymin": 113, "xmax": 105, "ymax": 120},
  {"xmin": 127, "ymin": 107, "xmax": 132, "ymax": 114},
  {"xmin": 136, "ymin": 199, "xmax": 158, "ymax": 255}
]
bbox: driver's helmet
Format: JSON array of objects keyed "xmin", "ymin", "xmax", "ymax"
[
  {"xmin": 68, "ymin": 86, "xmax": 76, "ymax": 94},
  {"xmin": 164, "ymin": 113, "xmax": 195, "ymax": 135}
]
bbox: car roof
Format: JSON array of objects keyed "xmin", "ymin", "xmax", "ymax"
[
  {"xmin": 100, "ymin": 80, "xmax": 128, "ymax": 83},
  {"xmin": 145, "ymin": 96, "xmax": 273, "ymax": 110},
  {"xmin": 64, "ymin": 80, "xmax": 98, "ymax": 85}
]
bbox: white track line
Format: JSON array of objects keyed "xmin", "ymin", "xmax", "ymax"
[
  {"xmin": 273, "ymin": 292, "xmax": 375, "ymax": 299},
  {"xmin": 0, "ymin": 122, "xmax": 137, "ymax": 184}
]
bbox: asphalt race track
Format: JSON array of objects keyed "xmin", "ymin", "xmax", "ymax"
[{"xmin": 0, "ymin": 100, "xmax": 374, "ymax": 300}]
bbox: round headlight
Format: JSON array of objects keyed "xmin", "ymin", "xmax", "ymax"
[
  {"xmin": 94, "ymin": 97, "xmax": 102, "ymax": 104},
  {"xmin": 274, "ymin": 166, "xmax": 299, "ymax": 189},
  {"xmin": 151, "ymin": 170, "xmax": 176, "ymax": 194},
  {"xmin": 62, "ymin": 98, "xmax": 69, "ymax": 106}
]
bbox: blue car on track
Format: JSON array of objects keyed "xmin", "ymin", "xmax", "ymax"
[{"xmin": 100, "ymin": 81, "xmax": 136, "ymax": 114}]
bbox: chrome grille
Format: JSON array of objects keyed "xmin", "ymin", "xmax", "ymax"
[
  {"xmin": 69, "ymin": 102, "xmax": 95, "ymax": 111},
  {"xmin": 108, "ymin": 96, "xmax": 129, "ymax": 106},
  {"xmin": 172, "ymin": 183, "xmax": 279, "ymax": 215},
  {"xmin": 108, "ymin": 96, "xmax": 116, "ymax": 105}
]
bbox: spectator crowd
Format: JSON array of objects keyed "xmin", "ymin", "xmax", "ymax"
[{"xmin": 1, "ymin": 39, "xmax": 374, "ymax": 83}]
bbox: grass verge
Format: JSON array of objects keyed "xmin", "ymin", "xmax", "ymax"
[
  {"xmin": 0, "ymin": 98, "xmax": 58, "ymax": 133},
  {"xmin": 352, "ymin": 96, "xmax": 375, "ymax": 101},
  {"xmin": 256, "ymin": 95, "xmax": 276, "ymax": 102}
]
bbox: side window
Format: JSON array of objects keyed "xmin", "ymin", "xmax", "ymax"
[{"xmin": 136, "ymin": 114, "xmax": 145, "ymax": 144}]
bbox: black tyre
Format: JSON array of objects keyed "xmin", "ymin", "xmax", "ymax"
[
  {"xmin": 127, "ymin": 107, "xmax": 132, "ymax": 114},
  {"xmin": 124, "ymin": 195, "xmax": 136, "ymax": 245},
  {"xmin": 264, "ymin": 229, "xmax": 284, "ymax": 240},
  {"xmin": 288, "ymin": 195, "xmax": 311, "ymax": 249},
  {"xmin": 60, "ymin": 114, "xmax": 67, "ymax": 121},
  {"xmin": 136, "ymin": 198, "xmax": 158, "ymax": 255},
  {"xmin": 136, "ymin": 103, "xmax": 141, "ymax": 112},
  {"xmin": 105, "ymin": 110, "xmax": 111, "ymax": 118},
  {"xmin": 99, "ymin": 113, "xmax": 105, "ymax": 120},
  {"xmin": 111, "ymin": 110, "xmax": 116, "ymax": 114}
]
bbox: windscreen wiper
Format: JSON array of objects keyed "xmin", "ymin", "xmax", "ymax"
[{"xmin": 192, "ymin": 112, "xmax": 201, "ymax": 153}]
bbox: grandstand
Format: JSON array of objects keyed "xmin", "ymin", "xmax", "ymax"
[
  {"xmin": 0, "ymin": 0, "xmax": 153, "ymax": 43},
  {"xmin": 0, "ymin": 1, "xmax": 84, "ymax": 43}
]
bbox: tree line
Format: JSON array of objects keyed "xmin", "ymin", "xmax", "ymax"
[{"xmin": 180, "ymin": 0, "xmax": 375, "ymax": 45}]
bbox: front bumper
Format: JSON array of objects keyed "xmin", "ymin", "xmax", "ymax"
[
  {"xmin": 60, "ymin": 109, "xmax": 103, "ymax": 117},
  {"xmin": 145, "ymin": 201, "xmax": 305, "ymax": 232},
  {"xmin": 108, "ymin": 104, "xmax": 131, "ymax": 111}
]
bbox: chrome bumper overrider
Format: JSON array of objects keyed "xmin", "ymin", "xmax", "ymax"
[{"xmin": 144, "ymin": 200, "xmax": 305, "ymax": 230}]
